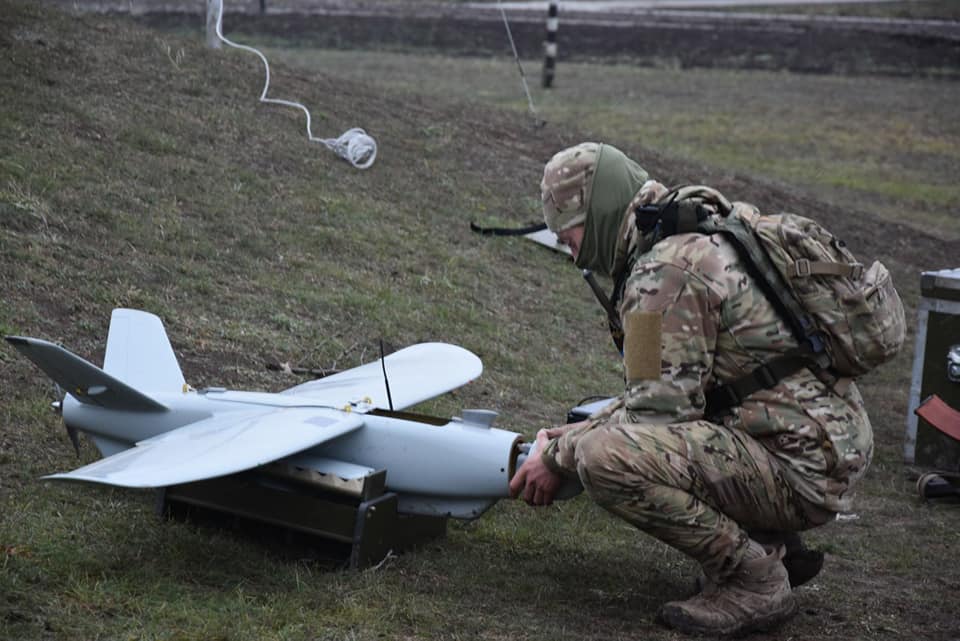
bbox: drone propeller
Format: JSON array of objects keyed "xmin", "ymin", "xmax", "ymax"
[{"xmin": 49, "ymin": 381, "xmax": 81, "ymax": 458}]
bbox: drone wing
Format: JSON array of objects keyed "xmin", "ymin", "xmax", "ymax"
[
  {"xmin": 281, "ymin": 342, "xmax": 482, "ymax": 409},
  {"xmin": 43, "ymin": 406, "xmax": 363, "ymax": 488}
]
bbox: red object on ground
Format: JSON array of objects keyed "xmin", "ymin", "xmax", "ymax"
[{"xmin": 916, "ymin": 395, "xmax": 960, "ymax": 442}]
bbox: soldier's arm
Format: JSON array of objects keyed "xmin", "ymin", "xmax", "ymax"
[
  {"xmin": 541, "ymin": 249, "xmax": 724, "ymax": 475},
  {"xmin": 618, "ymin": 256, "xmax": 723, "ymax": 421}
]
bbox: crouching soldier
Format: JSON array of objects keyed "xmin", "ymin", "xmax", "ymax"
[{"xmin": 511, "ymin": 142, "xmax": 881, "ymax": 636}]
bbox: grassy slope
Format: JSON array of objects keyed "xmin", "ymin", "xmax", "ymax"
[
  {"xmin": 2, "ymin": 2, "xmax": 959, "ymax": 640},
  {"xmin": 265, "ymin": 49, "xmax": 960, "ymax": 242}
]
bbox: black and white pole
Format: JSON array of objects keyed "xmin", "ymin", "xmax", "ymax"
[
  {"xmin": 206, "ymin": 0, "xmax": 222, "ymax": 49},
  {"xmin": 542, "ymin": 1, "xmax": 558, "ymax": 88}
]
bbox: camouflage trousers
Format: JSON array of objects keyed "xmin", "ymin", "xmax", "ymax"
[{"xmin": 575, "ymin": 420, "xmax": 835, "ymax": 580}]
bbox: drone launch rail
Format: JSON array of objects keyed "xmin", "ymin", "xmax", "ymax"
[{"xmin": 156, "ymin": 469, "xmax": 447, "ymax": 569}]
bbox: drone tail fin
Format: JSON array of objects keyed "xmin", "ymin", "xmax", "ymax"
[{"xmin": 103, "ymin": 308, "xmax": 186, "ymax": 395}]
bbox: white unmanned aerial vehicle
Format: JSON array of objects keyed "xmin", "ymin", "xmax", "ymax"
[{"xmin": 7, "ymin": 308, "xmax": 574, "ymax": 520}]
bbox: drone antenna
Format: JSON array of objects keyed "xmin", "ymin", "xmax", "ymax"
[{"xmin": 380, "ymin": 339, "xmax": 394, "ymax": 411}]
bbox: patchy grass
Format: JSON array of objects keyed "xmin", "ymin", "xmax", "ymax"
[
  {"xmin": 2, "ymin": 2, "xmax": 959, "ymax": 641},
  {"xmin": 266, "ymin": 48, "xmax": 960, "ymax": 240}
]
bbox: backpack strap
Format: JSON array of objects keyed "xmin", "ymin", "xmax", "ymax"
[
  {"xmin": 698, "ymin": 214, "xmax": 836, "ymax": 414},
  {"xmin": 704, "ymin": 351, "xmax": 830, "ymax": 418},
  {"xmin": 636, "ymin": 188, "xmax": 838, "ymax": 416},
  {"xmin": 790, "ymin": 258, "xmax": 863, "ymax": 280},
  {"xmin": 705, "ymin": 214, "xmax": 829, "ymax": 356}
]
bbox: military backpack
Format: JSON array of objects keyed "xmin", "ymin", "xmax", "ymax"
[{"xmin": 629, "ymin": 185, "xmax": 906, "ymax": 415}]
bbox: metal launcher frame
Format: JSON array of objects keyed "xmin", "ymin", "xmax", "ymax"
[{"xmin": 156, "ymin": 459, "xmax": 447, "ymax": 569}]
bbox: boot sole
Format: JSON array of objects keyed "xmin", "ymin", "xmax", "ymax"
[{"xmin": 659, "ymin": 597, "xmax": 798, "ymax": 637}]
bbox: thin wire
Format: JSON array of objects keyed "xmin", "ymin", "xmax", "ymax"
[
  {"xmin": 214, "ymin": 2, "xmax": 377, "ymax": 169},
  {"xmin": 496, "ymin": 0, "xmax": 541, "ymax": 126}
]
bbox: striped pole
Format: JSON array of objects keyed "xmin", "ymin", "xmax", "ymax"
[
  {"xmin": 542, "ymin": 1, "xmax": 558, "ymax": 88},
  {"xmin": 206, "ymin": 0, "xmax": 222, "ymax": 49}
]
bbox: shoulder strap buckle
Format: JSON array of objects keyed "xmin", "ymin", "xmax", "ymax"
[
  {"xmin": 718, "ymin": 384, "xmax": 742, "ymax": 410},
  {"xmin": 755, "ymin": 364, "xmax": 779, "ymax": 389}
]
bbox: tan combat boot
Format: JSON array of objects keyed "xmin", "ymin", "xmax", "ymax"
[
  {"xmin": 660, "ymin": 545, "xmax": 797, "ymax": 636},
  {"xmin": 694, "ymin": 531, "xmax": 824, "ymax": 593}
]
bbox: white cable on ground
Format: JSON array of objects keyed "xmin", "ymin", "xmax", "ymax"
[
  {"xmin": 214, "ymin": 2, "xmax": 377, "ymax": 169},
  {"xmin": 497, "ymin": 0, "xmax": 542, "ymax": 127}
]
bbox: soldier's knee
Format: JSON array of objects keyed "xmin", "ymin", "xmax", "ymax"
[
  {"xmin": 575, "ymin": 425, "xmax": 639, "ymax": 506},
  {"xmin": 575, "ymin": 424, "xmax": 618, "ymax": 469},
  {"xmin": 575, "ymin": 424, "xmax": 677, "ymax": 506}
]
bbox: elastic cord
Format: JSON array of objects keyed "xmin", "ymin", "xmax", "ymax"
[{"xmin": 214, "ymin": 3, "xmax": 377, "ymax": 169}]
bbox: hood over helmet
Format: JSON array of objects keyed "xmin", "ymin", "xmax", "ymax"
[
  {"xmin": 541, "ymin": 143, "xmax": 648, "ymax": 276},
  {"xmin": 576, "ymin": 144, "xmax": 648, "ymax": 276},
  {"xmin": 541, "ymin": 142, "xmax": 601, "ymax": 233}
]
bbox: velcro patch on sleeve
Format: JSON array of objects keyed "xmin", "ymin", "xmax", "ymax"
[{"xmin": 623, "ymin": 310, "xmax": 662, "ymax": 381}]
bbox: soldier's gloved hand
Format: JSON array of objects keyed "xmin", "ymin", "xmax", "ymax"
[{"xmin": 509, "ymin": 430, "xmax": 563, "ymax": 506}]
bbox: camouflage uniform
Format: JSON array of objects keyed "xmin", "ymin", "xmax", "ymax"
[{"xmin": 540, "ymin": 201, "xmax": 873, "ymax": 580}]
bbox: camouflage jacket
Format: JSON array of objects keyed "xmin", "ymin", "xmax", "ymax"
[{"xmin": 541, "ymin": 230, "xmax": 874, "ymax": 513}]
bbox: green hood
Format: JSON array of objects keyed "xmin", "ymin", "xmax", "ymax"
[{"xmin": 574, "ymin": 144, "xmax": 648, "ymax": 276}]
